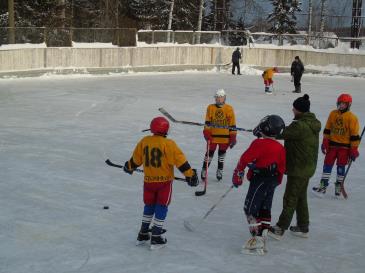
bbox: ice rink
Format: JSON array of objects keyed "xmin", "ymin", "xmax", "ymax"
[{"xmin": 1, "ymin": 71, "xmax": 365, "ymax": 273}]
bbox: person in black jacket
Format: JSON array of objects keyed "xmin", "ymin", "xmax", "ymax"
[
  {"xmin": 291, "ymin": 56, "xmax": 305, "ymax": 93},
  {"xmin": 232, "ymin": 47, "xmax": 242, "ymax": 75}
]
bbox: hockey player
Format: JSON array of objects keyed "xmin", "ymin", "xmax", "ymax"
[
  {"xmin": 123, "ymin": 117, "xmax": 199, "ymax": 250},
  {"xmin": 313, "ymin": 94, "xmax": 360, "ymax": 197},
  {"xmin": 232, "ymin": 115, "xmax": 286, "ymax": 255},
  {"xmin": 262, "ymin": 67, "xmax": 278, "ymax": 94},
  {"xmin": 201, "ymin": 89, "xmax": 237, "ymax": 181}
]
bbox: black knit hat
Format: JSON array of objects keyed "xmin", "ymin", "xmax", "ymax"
[{"xmin": 293, "ymin": 94, "xmax": 310, "ymax": 113}]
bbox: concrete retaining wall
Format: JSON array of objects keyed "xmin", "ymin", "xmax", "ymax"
[{"xmin": 0, "ymin": 46, "xmax": 364, "ymax": 76}]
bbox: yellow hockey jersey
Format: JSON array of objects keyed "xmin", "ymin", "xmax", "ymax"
[
  {"xmin": 127, "ymin": 135, "xmax": 194, "ymax": 183},
  {"xmin": 204, "ymin": 104, "xmax": 237, "ymax": 144},
  {"xmin": 263, "ymin": 68, "xmax": 276, "ymax": 80},
  {"xmin": 323, "ymin": 109, "xmax": 360, "ymax": 148}
]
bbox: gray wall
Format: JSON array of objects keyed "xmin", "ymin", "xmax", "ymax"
[{"xmin": 0, "ymin": 46, "xmax": 364, "ymax": 75}]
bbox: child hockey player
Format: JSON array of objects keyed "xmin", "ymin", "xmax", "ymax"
[
  {"xmin": 262, "ymin": 67, "xmax": 278, "ymax": 94},
  {"xmin": 232, "ymin": 115, "xmax": 286, "ymax": 255},
  {"xmin": 201, "ymin": 89, "xmax": 237, "ymax": 181},
  {"xmin": 123, "ymin": 117, "xmax": 199, "ymax": 250},
  {"xmin": 313, "ymin": 93, "xmax": 360, "ymax": 197}
]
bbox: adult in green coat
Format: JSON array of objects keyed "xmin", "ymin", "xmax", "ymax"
[{"xmin": 269, "ymin": 94, "xmax": 321, "ymax": 239}]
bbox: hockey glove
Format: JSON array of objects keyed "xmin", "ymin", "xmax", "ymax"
[
  {"xmin": 321, "ymin": 138, "xmax": 330, "ymax": 154},
  {"xmin": 232, "ymin": 168, "xmax": 244, "ymax": 188},
  {"xmin": 203, "ymin": 129, "xmax": 212, "ymax": 142},
  {"xmin": 350, "ymin": 147, "xmax": 359, "ymax": 161},
  {"xmin": 186, "ymin": 169, "xmax": 199, "ymax": 187},
  {"xmin": 229, "ymin": 134, "xmax": 237, "ymax": 149},
  {"xmin": 123, "ymin": 161, "xmax": 133, "ymax": 175}
]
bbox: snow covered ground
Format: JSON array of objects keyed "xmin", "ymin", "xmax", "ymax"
[{"xmin": 0, "ymin": 71, "xmax": 364, "ymax": 273}]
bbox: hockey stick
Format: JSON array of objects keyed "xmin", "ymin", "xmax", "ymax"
[
  {"xmin": 105, "ymin": 159, "xmax": 186, "ymax": 182},
  {"xmin": 340, "ymin": 125, "xmax": 365, "ymax": 199},
  {"xmin": 158, "ymin": 108, "xmax": 253, "ymax": 132},
  {"xmin": 184, "ymin": 185, "xmax": 234, "ymax": 231},
  {"xmin": 195, "ymin": 140, "xmax": 210, "ymax": 196}
]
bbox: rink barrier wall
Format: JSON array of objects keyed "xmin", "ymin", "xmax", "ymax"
[{"xmin": 0, "ymin": 46, "xmax": 364, "ymax": 77}]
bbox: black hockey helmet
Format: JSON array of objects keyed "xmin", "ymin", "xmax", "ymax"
[{"xmin": 253, "ymin": 115, "xmax": 285, "ymax": 138}]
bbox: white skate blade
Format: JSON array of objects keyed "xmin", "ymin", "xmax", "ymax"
[
  {"xmin": 135, "ymin": 240, "xmax": 149, "ymax": 246},
  {"xmin": 311, "ymin": 189, "xmax": 325, "ymax": 198},
  {"xmin": 242, "ymin": 248, "xmax": 265, "ymax": 256},
  {"xmin": 290, "ymin": 231, "xmax": 309, "ymax": 238},
  {"xmin": 150, "ymin": 244, "xmax": 167, "ymax": 251},
  {"xmin": 268, "ymin": 231, "xmax": 283, "ymax": 241}
]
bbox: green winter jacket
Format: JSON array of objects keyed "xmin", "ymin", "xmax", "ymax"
[{"xmin": 278, "ymin": 112, "xmax": 322, "ymax": 178}]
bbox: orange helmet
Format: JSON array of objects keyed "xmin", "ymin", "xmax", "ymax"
[
  {"xmin": 337, "ymin": 93, "xmax": 352, "ymax": 104},
  {"xmin": 150, "ymin": 117, "xmax": 169, "ymax": 135}
]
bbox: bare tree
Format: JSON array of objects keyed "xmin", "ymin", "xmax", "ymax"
[
  {"xmin": 8, "ymin": 0, "xmax": 15, "ymax": 43},
  {"xmin": 307, "ymin": 0, "xmax": 312, "ymax": 44},
  {"xmin": 167, "ymin": 0, "xmax": 175, "ymax": 42}
]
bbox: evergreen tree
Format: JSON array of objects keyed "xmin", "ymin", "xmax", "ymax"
[
  {"xmin": 14, "ymin": 0, "xmax": 66, "ymax": 27},
  {"xmin": 72, "ymin": 0, "xmax": 101, "ymax": 28},
  {"xmin": 267, "ymin": 0, "xmax": 301, "ymax": 34}
]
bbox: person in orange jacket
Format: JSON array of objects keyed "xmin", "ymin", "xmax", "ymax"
[
  {"xmin": 201, "ymin": 89, "xmax": 237, "ymax": 181},
  {"xmin": 312, "ymin": 94, "xmax": 360, "ymax": 197},
  {"xmin": 262, "ymin": 67, "xmax": 278, "ymax": 94}
]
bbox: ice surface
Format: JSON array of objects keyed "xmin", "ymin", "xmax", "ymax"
[{"xmin": 0, "ymin": 71, "xmax": 364, "ymax": 273}]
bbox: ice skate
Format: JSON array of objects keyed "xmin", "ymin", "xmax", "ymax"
[
  {"xmin": 268, "ymin": 225, "xmax": 285, "ymax": 240},
  {"xmin": 201, "ymin": 168, "xmax": 206, "ymax": 180},
  {"xmin": 216, "ymin": 169, "xmax": 223, "ymax": 181},
  {"xmin": 150, "ymin": 235, "xmax": 167, "ymax": 250},
  {"xmin": 289, "ymin": 226, "xmax": 309, "ymax": 238},
  {"xmin": 242, "ymin": 236, "xmax": 265, "ymax": 256},
  {"xmin": 334, "ymin": 182, "xmax": 341, "ymax": 198},
  {"xmin": 312, "ymin": 180, "xmax": 327, "ymax": 198},
  {"xmin": 136, "ymin": 230, "xmax": 150, "ymax": 246}
]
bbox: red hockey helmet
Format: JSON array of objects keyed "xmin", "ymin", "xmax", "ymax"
[
  {"xmin": 337, "ymin": 93, "xmax": 352, "ymax": 104},
  {"xmin": 150, "ymin": 117, "xmax": 170, "ymax": 135}
]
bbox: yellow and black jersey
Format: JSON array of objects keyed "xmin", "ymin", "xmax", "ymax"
[
  {"xmin": 127, "ymin": 135, "xmax": 194, "ymax": 183},
  {"xmin": 323, "ymin": 109, "xmax": 360, "ymax": 148},
  {"xmin": 204, "ymin": 104, "xmax": 237, "ymax": 144},
  {"xmin": 262, "ymin": 68, "xmax": 276, "ymax": 80}
]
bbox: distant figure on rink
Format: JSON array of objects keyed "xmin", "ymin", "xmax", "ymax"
[
  {"xmin": 262, "ymin": 67, "xmax": 278, "ymax": 94},
  {"xmin": 232, "ymin": 47, "xmax": 242, "ymax": 75},
  {"xmin": 291, "ymin": 56, "xmax": 305, "ymax": 93},
  {"xmin": 232, "ymin": 115, "xmax": 286, "ymax": 255},
  {"xmin": 312, "ymin": 94, "xmax": 360, "ymax": 198},
  {"xmin": 123, "ymin": 117, "xmax": 199, "ymax": 250},
  {"xmin": 201, "ymin": 89, "xmax": 237, "ymax": 181}
]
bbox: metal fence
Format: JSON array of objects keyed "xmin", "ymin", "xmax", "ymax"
[
  {"xmin": 0, "ymin": 27, "xmax": 137, "ymax": 47},
  {"xmin": 137, "ymin": 30, "xmax": 221, "ymax": 45},
  {"xmin": 0, "ymin": 27, "xmax": 364, "ymax": 50}
]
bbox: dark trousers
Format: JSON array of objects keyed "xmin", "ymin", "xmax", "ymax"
[
  {"xmin": 232, "ymin": 62, "xmax": 240, "ymax": 75},
  {"xmin": 293, "ymin": 74, "xmax": 302, "ymax": 88},
  {"xmin": 244, "ymin": 175, "xmax": 278, "ymax": 235},
  {"xmin": 277, "ymin": 176, "xmax": 310, "ymax": 230}
]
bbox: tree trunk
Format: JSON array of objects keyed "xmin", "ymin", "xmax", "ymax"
[
  {"xmin": 196, "ymin": 0, "xmax": 204, "ymax": 44},
  {"xmin": 307, "ymin": 0, "xmax": 312, "ymax": 45},
  {"xmin": 167, "ymin": 0, "xmax": 175, "ymax": 43},
  {"xmin": 8, "ymin": 0, "xmax": 15, "ymax": 43}
]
